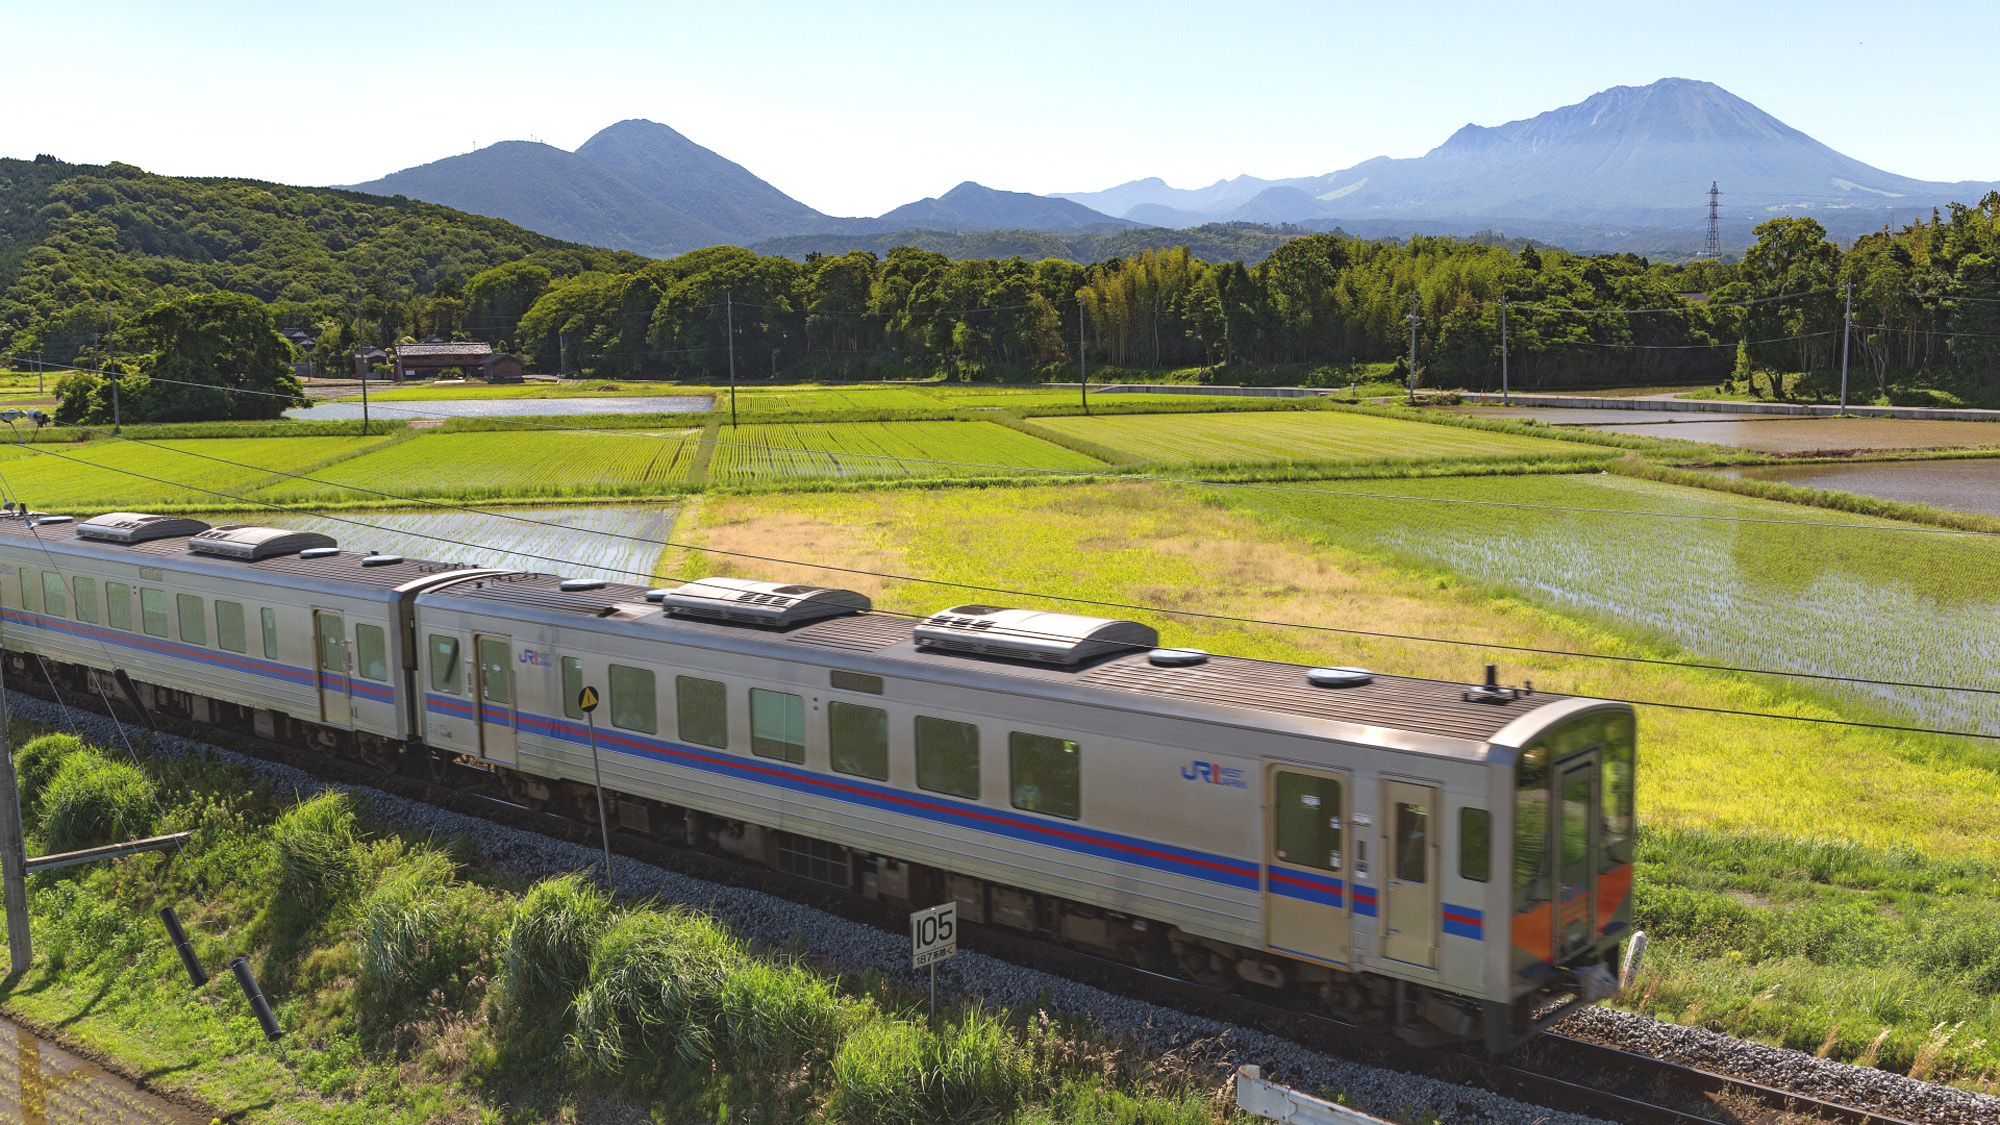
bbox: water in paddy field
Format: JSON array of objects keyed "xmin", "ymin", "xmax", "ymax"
[
  {"xmin": 0, "ymin": 1017, "xmax": 204, "ymax": 1123},
  {"xmin": 1316, "ymin": 474, "xmax": 2000, "ymax": 736},
  {"xmin": 1578, "ymin": 417, "xmax": 2000, "ymax": 453},
  {"xmin": 1707, "ymin": 459, "xmax": 2000, "ymax": 520},
  {"xmin": 284, "ymin": 395, "xmax": 714, "ymax": 420},
  {"xmin": 237, "ymin": 505, "xmax": 677, "ymax": 583}
]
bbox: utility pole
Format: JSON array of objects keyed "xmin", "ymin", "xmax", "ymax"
[
  {"xmin": 105, "ymin": 307, "xmax": 120, "ymax": 435},
  {"xmin": 726, "ymin": 290, "xmax": 737, "ymax": 427},
  {"xmin": 1405, "ymin": 292, "xmax": 1421, "ymax": 405},
  {"xmin": 0, "ymin": 687, "xmax": 28, "ymax": 975},
  {"xmin": 1079, "ymin": 299, "xmax": 1089, "ymax": 415},
  {"xmin": 1499, "ymin": 297, "xmax": 1510, "ymax": 405},
  {"xmin": 1839, "ymin": 279, "xmax": 1853, "ymax": 417}
]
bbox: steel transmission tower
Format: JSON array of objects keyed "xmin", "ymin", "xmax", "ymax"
[{"xmin": 1697, "ymin": 182, "xmax": 1722, "ymax": 259}]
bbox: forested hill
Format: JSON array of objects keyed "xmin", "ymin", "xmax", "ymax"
[{"xmin": 0, "ymin": 156, "xmax": 646, "ymax": 358}]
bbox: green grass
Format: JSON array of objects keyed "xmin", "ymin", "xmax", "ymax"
[
  {"xmin": 705, "ymin": 420, "xmax": 1105, "ymax": 486},
  {"xmin": 256, "ymin": 430, "xmax": 703, "ymax": 502},
  {"xmin": 0, "ymin": 730, "xmax": 1249, "ymax": 1124},
  {"xmin": 1027, "ymin": 409, "xmax": 1591, "ymax": 464},
  {"xmin": 0, "ymin": 435, "xmax": 396, "ymax": 508}
]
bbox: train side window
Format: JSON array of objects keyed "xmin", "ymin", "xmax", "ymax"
[
  {"xmin": 140, "ymin": 588, "xmax": 170, "ymax": 637},
  {"xmin": 175, "ymin": 593, "xmax": 206, "ymax": 645},
  {"xmin": 18, "ymin": 569, "xmax": 36, "ymax": 613},
  {"xmin": 1460, "ymin": 807, "xmax": 1492, "ymax": 882},
  {"xmin": 676, "ymin": 676, "xmax": 728, "ymax": 748},
  {"xmin": 1514, "ymin": 742, "xmax": 1552, "ymax": 908},
  {"xmin": 72, "ymin": 577, "xmax": 98, "ymax": 624},
  {"xmin": 105, "ymin": 583, "xmax": 132, "ymax": 631},
  {"xmin": 750, "ymin": 689, "xmax": 805, "ymax": 764},
  {"xmin": 215, "ymin": 600, "xmax": 246, "ymax": 653},
  {"xmin": 829, "ymin": 701, "xmax": 888, "ymax": 780},
  {"xmin": 611, "ymin": 665, "xmax": 657, "ymax": 734},
  {"xmin": 1601, "ymin": 715, "xmax": 1636, "ymax": 869},
  {"xmin": 1008, "ymin": 732, "xmax": 1080, "ymax": 820},
  {"xmin": 1273, "ymin": 772, "xmax": 1343, "ymax": 871},
  {"xmin": 560, "ymin": 656, "xmax": 582, "ymax": 717},
  {"xmin": 432, "ymin": 636, "xmax": 464, "ymax": 694},
  {"xmin": 354, "ymin": 624, "xmax": 389, "ymax": 681},
  {"xmin": 40, "ymin": 571, "xmax": 67, "ymax": 618},
  {"xmin": 261, "ymin": 608, "xmax": 279, "ymax": 659},
  {"xmin": 915, "ymin": 716, "xmax": 979, "ymax": 799}
]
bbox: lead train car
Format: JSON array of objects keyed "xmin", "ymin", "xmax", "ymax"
[{"xmin": 0, "ymin": 514, "xmax": 1634, "ymax": 1049}]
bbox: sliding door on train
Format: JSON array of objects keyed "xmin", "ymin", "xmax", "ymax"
[
  {"xmin": 474, "ymin": 634, "xmax": 518, "ymax": 766},
  {"xmin": 1380, "ymin": 779, "xmax": 1441, "ymax": 969},
  {"xmin": 1263, "ymin": 766, "xmax": 1353, "ymax": 967},
  {"xmin": 313, "ymin": 609, "xmax": 352, "ymax": 728}
]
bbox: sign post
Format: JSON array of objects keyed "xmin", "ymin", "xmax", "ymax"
[
  {"xmin": 578, "ymin": 685, "xmax": 613, "ymax": 889},
  {"xmin": 910, "ymin": 902, "xmax": 958, "ymax": 1021}
]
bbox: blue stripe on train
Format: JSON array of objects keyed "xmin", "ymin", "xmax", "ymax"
[
  {"xmin": 1443, "ymin": 903, "xmax": 1484, "ymax": 940},
  {"xmin": 4, "ymin": 608, "xmax": 314, "ymax": 687}
]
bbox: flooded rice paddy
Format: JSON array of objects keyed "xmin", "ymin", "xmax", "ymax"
[
  {"xmin": 0, "ymin": 1018, "xmax": 202, "ymax": 1124},
  {"xmin": 242, "ymin": 505, "xmax": 677, "ymax": 583},
  {"xmin": 285, "ymin": 395, "xmax": 713, "ymax": 420},
  {"xmin": 1229, "ymin": 472, "xmax": 2000, "ymax": 735},
  {"xmin": 1441, "ymin": 405, "xmax": 1777, "ymax": 426},
  {"xmin": 1582, "ymin": 416, "xmax": 2000, "ymax": 452},
  {"xmin": 1708, "ymin": 458, "xmax": 2000, "ymax": 519}
]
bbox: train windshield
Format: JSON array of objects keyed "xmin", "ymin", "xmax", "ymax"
[{"xmin": 1512, "ymin": 710, "xmax": 1635, "ymax": 967}]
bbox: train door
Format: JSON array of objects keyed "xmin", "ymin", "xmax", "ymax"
[
  {"xmin": 1556, "ymin": 755, "xmax": 1601, "ymax": 961},
  {"xmin": 474, "ymin": 634, "xmax": 517, "ymax": 765},
  {"xmin": 1264, "ymin": 766, "xmax": 1352, "ymax": 965},
  {"xmin": 1379, "ymin": 779, "xmax": 1440, "ymax": 968},
  {"xmin": 313, "ymin": 609, "xmax": 351, "ymax": 728}
]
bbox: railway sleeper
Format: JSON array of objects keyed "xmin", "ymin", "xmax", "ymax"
[{"xmin": 21, "ymin": 658, "xmax": 1497, "ymax": 1048}]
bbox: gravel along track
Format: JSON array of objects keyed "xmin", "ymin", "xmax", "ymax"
[
  {"xmin": 12, "ymin": 692, "xmax": 1608, "ymax": 1125},
  {"xmin": 1562, "ymin": 1006, "xmax": 2000, "ymax": 1125}
]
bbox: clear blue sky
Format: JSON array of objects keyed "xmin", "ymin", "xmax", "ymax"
[{"xmin": 4, "ymin": 0, "xmax": 1992, "ymax": 218}]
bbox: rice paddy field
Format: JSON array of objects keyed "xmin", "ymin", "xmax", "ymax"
[
  {"xmin": 0, "ymin": 435, "xmax": 391, "ymax": 508},
  {"xmin": 237, "ymin": 504, "xmax": 677, "ymax": 582},
  {"xmin": 1030, "ymin": 409, "xmax": 1589, "ymax": 464},
  {"xmin": 257, "ymin": 430, "xmax": 703, "ymax": 501},
  {"xmin": 704, "ymin": 420, "xmax": 1103, "ymax": 485}
]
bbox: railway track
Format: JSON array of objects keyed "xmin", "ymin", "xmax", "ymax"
[{"xmin": 15, "ymin": 677, "xmax": 1939, "ymax": 1125}]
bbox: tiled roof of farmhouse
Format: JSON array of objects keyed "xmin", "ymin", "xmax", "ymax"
[{"xmin": 396, "ymin": 343, "xmax": 492, "ymax": 358}]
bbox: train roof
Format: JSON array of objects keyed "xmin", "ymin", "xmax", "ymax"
[
  {"xmin": 0, "ymin": 516, "xmax": 480, "ymax": 591},
  {"xmin": 423, "ymin": 572, "xmax": 1587, "ymax": 748}
]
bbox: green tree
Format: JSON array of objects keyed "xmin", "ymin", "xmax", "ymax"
[{"xmin": 57, "ymin": 291, "xmax": 305, "ymax": 423}]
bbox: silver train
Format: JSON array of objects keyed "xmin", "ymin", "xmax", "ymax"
[{"xmin": 0, "ymin": 510, "xmax": 1636, "ymax": 1049}]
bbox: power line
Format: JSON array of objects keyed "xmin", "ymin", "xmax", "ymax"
[{"xmin": 16, "ymin": 427, "xmax": 2000, "ymax": 709}]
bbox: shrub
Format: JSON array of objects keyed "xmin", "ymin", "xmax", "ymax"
[
  {"xmin": 500, "ymin": 874, "xmax": 613, "ymax": 1019},
  {"xmin": 15, "ymin": 734, "xmax": 89, "ymax": 815},
  {"xmin": 569, "ymin": 909, "xmax": 741, "ymax": 1071},
  {"xmin": 270, "ymin": 791, "xmax": 361, "ymax": 914},
  {"xmin": 356, "ymin": 848, "xmax": 498, "ymax": 1016},
  {"xmin": 38, "ymin": 754, "xmax": 154, "ymax": 852},
  {"xmin": 828, "ymin": 1009, "xmax": 1032, "ymax": 1125}
]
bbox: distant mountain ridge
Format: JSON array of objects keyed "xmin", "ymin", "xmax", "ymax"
[{"xmin": 1056, "ymin": 78, "xmax": 2000, "ymax": 241}]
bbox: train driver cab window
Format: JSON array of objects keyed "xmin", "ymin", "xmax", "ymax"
[
  {"xmin": 610, "ymin": 665, "xmax": 657, "ymax": 734},
  {"xmin": 750, "ymin": 689, "xmax": 805, "ymax": 764},
  {"xmin": 261, "ymin": 608, "xmax": 279, "ymax": 660},
  {"xmin": 105, "ymin": 583, "xmax": 132, "ymax": 631},
  {"xmin": 676, "ymin": 676, "xmax": 726, "ymax": 747},
  {"xmin": 72, "ymin": 577, "xmax": 98, "ymax": 624},
  {"xmin": 40, "ymin": 571, "xmax": 67, "ymax": 618},
  {"xmin": 1008, "ymin": 732, "xmax": 1080, "ymax": 820},
  {"xmin": 829, "ymin": 702, "xmax": 888, "ymax": 780},
  {"xmin": 1460, "ymin": 807, "xmax": 1492, "ymax": 882},
  {"xmin": 431, "ymin": 636, "xmax": 463, "ymax": 694},
  {"xmin": 1602, "ymin": 714, "xmax": 1636, "ymax": 870},
  {"xmin": 915, "ymin": 716, "xmax": 979, "ymax": 800},
  {"xmin": 1273, "ymin": 772, "xmax": 1343, "ymax": 871},
  {"xmin": 1514, "ymin": 742, "xmax": 1552, "ymax": 908},
  {"xmin": 215, "ymin": 600, "xmax": 247, "ymax": 653},
  {"xmin": 561, "ymin": 656, "xmax": 583, "ymax": 718},
  {"xmin": 176, "ymin": 593, "xmax": 206, "ymax": 645},
  {"xmin": 354, "ymin": 624, "xmax": 389, "ymax": 681}
]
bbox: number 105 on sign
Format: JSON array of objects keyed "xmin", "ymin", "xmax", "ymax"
[{"xmin": 911, "ymin": 903, "xmax": 957, "ymax": 969}]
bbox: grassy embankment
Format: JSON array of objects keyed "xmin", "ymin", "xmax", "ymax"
[
  {"xmin": 0, "ymin": 731, "xmax": 1244, "ymax": 1124},
  {"xmin": 678, "ymin": 481, "xmax": 2000, "ymax": 1087}
]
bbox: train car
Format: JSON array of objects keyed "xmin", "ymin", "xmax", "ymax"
[
  {"xmin": 0, "ymin": 512, "xmax": 503, "ymax": 765},
  {"xmin": 0, "ymin": 509, "xmax": 1636, "ymax": 1049},
  {"xmin": 411, "ymin": 572, "xmax": 1636, "ymax": 1049}
]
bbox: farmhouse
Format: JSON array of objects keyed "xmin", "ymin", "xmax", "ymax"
[
  {"xmin": 393, "ymin": 342, "xmax": 492, "ymax": 381},
  {"xmin": 350, "ymin": 345, "xmax": 388, "ymax": 378}
]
